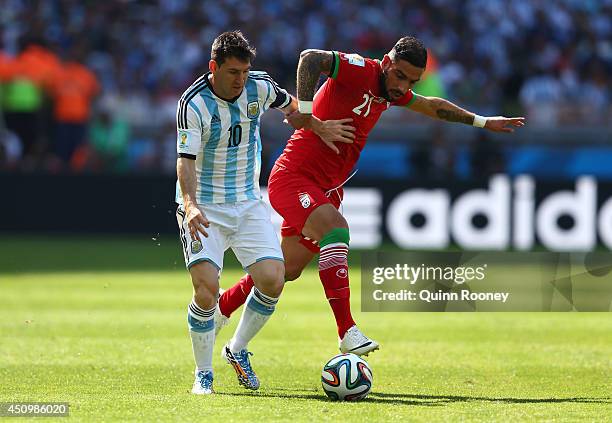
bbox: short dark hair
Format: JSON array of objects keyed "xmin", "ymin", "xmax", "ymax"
[
  {"xmin": 211, "ymin": 30, "xmax": 256, "ymax": 65},
  {"xmin": 390, "ymin": 36, "xmax": 427, "ymax": 68}
]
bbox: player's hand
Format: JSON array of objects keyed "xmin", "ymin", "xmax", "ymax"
[
  {"xmin": 484, "ymin": 116, "xmax": 525, "ymax": 133},
  {"xmin": 310, "ymin": 117, "xmax": 356, "ymax": 154},
  {"xmin": 284, "ymin": 111, "xmax": 311, "ymax": 130},
  {"xmin": 185, "ymin": 204, "xmax": 210, "ymax": 240}
]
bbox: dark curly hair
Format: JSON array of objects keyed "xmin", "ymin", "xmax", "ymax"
[
  {"xmin": 211, "ymin": 30, "xmax": 256, "ymax": 65},
  {"xmin": 391, "ymin": 36, "xmax": 427, "ymax": 68}
]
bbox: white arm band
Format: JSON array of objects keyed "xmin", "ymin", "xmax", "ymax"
[
  {"xmin": 473, "ymin": 114, "xmax": 487, "ymax": 128},
  {"xmin": 298, "ymin": 100, "xmax": 313, "ymax": 114}
]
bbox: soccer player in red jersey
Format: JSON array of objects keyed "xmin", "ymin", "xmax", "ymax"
[{"xmin": 216, "ymin": 36, "xmax": 525, "ymax": 355}]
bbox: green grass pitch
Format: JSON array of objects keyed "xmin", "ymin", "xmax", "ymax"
[{"xmin": 0, "ymin": 236, "xmax": 610, "ymax": 421}]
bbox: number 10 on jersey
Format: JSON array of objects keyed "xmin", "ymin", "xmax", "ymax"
[{"xmin": 227, "ymin": 124, "xmax": 242, "ymax": 148}]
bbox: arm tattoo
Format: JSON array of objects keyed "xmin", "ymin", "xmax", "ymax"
[
  {"xmin": 431, "ymin": 98, "xmax": 474, "ymax": 124},
  {"xmin": 297, "ymin": 50, "xmax": 332, "ymax": 101},
  {"xmin": 436, "ymin": 108, "xmax": 474, "ymax": 125}
]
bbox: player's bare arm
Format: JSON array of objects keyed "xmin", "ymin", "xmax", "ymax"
[
  {"xmin": 285, "ymin": 49, "xmax": 356, "ymax": 153},
  {"xmin": 297, "ymin": 49, "xmax": 334, "ymax": 100},
  {"xmin": 408, "ymin": 94, "xmax": 525, "ymax": 133},
  {"xmin": 177, "ymin": 157, "xmax": 210, "ymax": 239}
]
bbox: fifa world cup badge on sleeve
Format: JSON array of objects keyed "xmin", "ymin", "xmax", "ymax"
[
  {"xmin": 179, "ymin": 131, "xmax": 189, "ymax": 150},
  {"xmin": 178, "ymin": 129, "xmax": 200, "ymax": 154}
]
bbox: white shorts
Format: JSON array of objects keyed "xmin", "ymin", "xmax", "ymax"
[{"xmin": 176, "ymin": 199, "xmax": 283, "ymax": 271}]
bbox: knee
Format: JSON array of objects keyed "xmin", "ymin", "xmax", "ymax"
[
  {"xmin": 190, "ymin": 273, "xmax": 218, "ymax": 308},
  {"xmin": 304, "ymin": 206, "xmax": 349, "ymax": 241},
  {"xmin": 255, "ymin": 263, "xmax": 285, "ymax": 297},
  {"xmin": 333, "ymin": 215, "xmax": 349, "ymax": 229},
  {"xmin": 323, "ymin": 211, "xmax": 349, "ymax": 232}
]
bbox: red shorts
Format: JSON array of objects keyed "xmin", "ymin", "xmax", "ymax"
[{"xmin": 268, "ymin": 164, "xmax": 342, "ymax": 253}]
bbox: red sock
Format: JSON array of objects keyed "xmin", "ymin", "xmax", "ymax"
[
  {"xmin": 218, "ymin": 274, "xmax": 254, "ymax": 317},
  {"xmin": 318, "ymin": 243, "xmax": 355, "ymax": 337}
]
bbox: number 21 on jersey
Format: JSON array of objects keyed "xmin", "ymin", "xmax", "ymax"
[{"xmin": 352, "ymin": 93, "xmax": 373, "ymax": 117}]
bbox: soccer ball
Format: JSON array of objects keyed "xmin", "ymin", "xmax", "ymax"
[{"xmin": 321, "ymin": 353, "xmax": 372, "ymax": 401}]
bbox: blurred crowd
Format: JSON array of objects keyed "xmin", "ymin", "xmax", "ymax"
[{"xmin": 0, "ymin": 0, "xmax": 610, "ymax": 173}]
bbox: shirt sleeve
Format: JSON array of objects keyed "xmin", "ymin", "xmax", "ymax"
[
  {"xmin": 328, "ymin": 51, "xmax": 370, "ymax": 86},
  {"xmin": 176, "ymin": 99, "xmax": 204, "ymax": 159},
  {"xmin": 394, "ymin": 90, "xmax": 417, "ymax": 107},
  {"xmin": 252, "ymin": 71, "xmax": 291, "ymax": 110}
]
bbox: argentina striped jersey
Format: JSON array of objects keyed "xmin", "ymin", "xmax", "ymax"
[{"xmin": 175, "ymin": 71, "xmax": 291, "ymax": 204}]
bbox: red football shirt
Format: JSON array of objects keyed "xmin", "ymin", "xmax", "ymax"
[{"xmin": 275, "ymin": 51, "xmax": 415, "ymax": 188}]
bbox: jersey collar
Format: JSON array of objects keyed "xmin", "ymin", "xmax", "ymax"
[{"xmin": 206, "ymin": 72, "xmax": 243, "ymax": 103}]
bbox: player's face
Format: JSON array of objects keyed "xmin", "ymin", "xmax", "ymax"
[
  {"xmin": 209, "ymin": 57, "xmax": 251, "ymax": 98},
  {"xmin": 381, "ymin": 55, "xmax": 424, "ymax": 101}
]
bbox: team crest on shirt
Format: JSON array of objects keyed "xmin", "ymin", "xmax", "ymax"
[
  {"xmin": 191, "ymin": 240, "xmax": 203, "ymax": 254},
  {"xmin": 247, "ymin": 101, "xmax": 260, "ymax": 119},
  {"xmin": 299, "ymin": 192, "xmax": 311, "ymax": 209},
  {"xmin": 368, "ymin": 90, "xmax": 388, "ymax": 104}
]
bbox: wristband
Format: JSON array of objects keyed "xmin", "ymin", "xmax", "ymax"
[
  {"xmin": 298, "ymin": 100, "xmax": 313, "ymax": 114},
  {"xmin": 473, "ymin": 114, "xmax": 487, "ymax": 128}
]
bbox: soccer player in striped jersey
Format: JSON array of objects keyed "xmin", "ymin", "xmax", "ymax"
[
  {"xmin": 176, "ymin": 31, "xmax": 355, "ymax": 395},
  {"xmin": 218, "ymin": 36, "xmax": 525, "ymax": 357}
]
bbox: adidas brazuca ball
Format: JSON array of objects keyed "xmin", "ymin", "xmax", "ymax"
[{"xmin": 321, "ymin": 353, "xmax": 372, "ymax": 401}]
